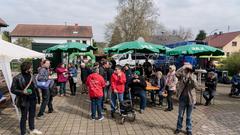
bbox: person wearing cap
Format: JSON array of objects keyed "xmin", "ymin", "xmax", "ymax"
[
  {"xmin": 165, "ymin": 65, "xmax": 178, "ymax": 111},
  {"xmin": 128, "ymin": 71, "xmax": 147, "ymax": 113},
  {"xmin": 203, "ymin": 71, "xmax": 217, "ymax": 106},
  {"xmin": 174, "ymin": 63, "xmax": 201, "ymax": 135},
  {"xmin": 86, "ymin": 67, "xmax": 106, "ymax": 120},
  {"xmin": 110, "ymin": 65, "xmax": 126, "ymax": 118}
]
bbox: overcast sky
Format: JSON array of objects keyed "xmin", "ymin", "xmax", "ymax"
[{"xmin": 0, "ymin": 0, "xmax": 240, "ymax": 41}]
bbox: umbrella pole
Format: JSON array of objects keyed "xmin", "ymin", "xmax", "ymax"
[{"xmin": 135, "ymin": 50, "xmax": 136, "ymax": 65}]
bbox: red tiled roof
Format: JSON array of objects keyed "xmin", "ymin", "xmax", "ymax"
[
  {"xmin": 204, "ymin": 31, "xmax": 240, "ymax": 48},
  {"xmin": 0, "ymin": 18, "xmax": 8, "ymax": 27},
  {"xmin": 10, "ymin": 24, "xmax": 93, "ymax": 38}
]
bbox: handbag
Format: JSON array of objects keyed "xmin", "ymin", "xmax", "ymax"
[
  {"xmin": 36, "ymin": 74, "xmax": 50, "ymax": 90},
  {"xmin": 73, "ymin": 77, "xmax": 78, "ymax": 83}
]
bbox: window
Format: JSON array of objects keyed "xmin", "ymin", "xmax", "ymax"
[
  {"xmin": 76, "ymin": 40, "xmax": 80, "ymax": 43},
  {"xmin": 226, "ymin": 52, "xmax": 230, "ymax": 56},
  {"xmin": 82, "ymin": 40, "xmax": 87, "ymax": 44},
  {"xmin": 67, "ymin": 40, "xmax": 72, "ymax": 43},
  {"xmin": 131, "ymin": 54, "xmax": 147, "ymax": 60},
  {"xmin": 232, "ymin": 41, "xmax": 237, "ymax": 46},
  {"xmin": 119, "ymin": 54, "xmax": 129, "ymax": 60}
]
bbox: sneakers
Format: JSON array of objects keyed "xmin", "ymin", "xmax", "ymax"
[
  {"xmin": 30, "ymin": 129, "xmax": 42, "ymax": 135},
  {"xmin": 187, "ymin": 131, "xmax": 192, "ymax": 135},
  {"xmin": 98, "ymin": 116, "xmax": 104, "ymax": 121},
  {"xmin": 36, "ymin": 115, "xmax": 44, "ymax": 120},
  {"xmin": 140, "ymin": 109, "xmax": 144, "ymax": 114},
  {"xmin": 174, "ymin": 129, "xmax": 180, "ymax": 134},
  {"xmin": 48, "ymin": 110, "xmax": 57, "ymax": 113}
]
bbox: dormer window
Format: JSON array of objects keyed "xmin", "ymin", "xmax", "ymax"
[{"xmin": 73, "ymin": 31, "xmax": 78, "ymax": 34}]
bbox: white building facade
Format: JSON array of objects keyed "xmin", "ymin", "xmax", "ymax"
[{"xmin": 10, "ymin": 24, "xmax": 93, "ymax": 45}]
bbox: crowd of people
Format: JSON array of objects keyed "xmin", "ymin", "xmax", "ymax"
[{"xmin": 11, "ymin": 57, "xmax": 228, "ymax": 135}]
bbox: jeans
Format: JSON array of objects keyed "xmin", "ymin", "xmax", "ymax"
[
  {"xmin": 20, "ymin": 99, "xmax": 36, "ymax": 135},
  {"xmin": 167, "ymin": 90, "xmax": 174, "ymax": 110},
  {"xmin": 81, "ymin": 83, "xmax": 88, "ymax": 94},
  {"xmin": 69, "ymin": 77, "xmax": 77, "ymax": 95},
  {"xmin": 38, "ymin": 89, "xmax": 50, "ymax": 117},
  {"xmin": 177, "ymin": 95, "xmax": 193, "ymax": 132},
  {"xmin": 102, "ymin": 85, "xmax": 110, "ymax": 109},
  {"xmin": 48, "ymin": 95, "xmax": 53, "ymax": 112},
  {"xmin": 132, "ymin": 90, "xmax": 147, "ymax": 110},
  {"xmin": 203, "ymin": 90, "xmax": 216, "ymax": 103},
  {"xmin": 59, "ymin": 82, "xmax": 66, "ymax": 95},
  {"xmin": 150, "ymin": 90, "xmax": 164, "ymax": 105},
  {"xmin": 111, "ymin": 93, "xmax": 124, "ymax": 113},
  {"xmin": 91, "ymin": 97, "xmax": 103, "ymax": 119}
]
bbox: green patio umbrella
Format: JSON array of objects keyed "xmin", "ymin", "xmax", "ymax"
[
  {"xmin": 104, "ymin": 41, "xmax": 167, "ymax": 54},
  {"xmin": 167, "ymin": 44, "xmax": 224, "ymax": 56},
  {"xmin": 46, "ymin": 42, "xmax": 97, "ymax": 53}
]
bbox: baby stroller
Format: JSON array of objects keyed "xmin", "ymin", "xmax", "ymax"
[{"xmin": 113, "ymin": 89, "xmax": 136, "ymax": 124}]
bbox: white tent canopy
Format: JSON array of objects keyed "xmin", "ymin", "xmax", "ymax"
[{"xmin": 0, "ymin": 39, "xmax": 45, "ymax": 119}]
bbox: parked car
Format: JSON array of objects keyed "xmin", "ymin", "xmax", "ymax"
[{"xmin": 113, "ymin": 54, "xmax": 154, "ymax": 66}]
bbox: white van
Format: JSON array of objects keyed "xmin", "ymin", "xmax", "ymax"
[{"xmin": 113, "ymin": 54, "xmax": 154, "ymax": 66}]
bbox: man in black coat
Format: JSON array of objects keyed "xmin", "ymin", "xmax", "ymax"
[
  {"xmin": 128, "ymin": 71, "xmax": 147, "ymax": 113},
  {"xmin": 203, "ymin": 72, "xmax": 217, "ymax": 106}
]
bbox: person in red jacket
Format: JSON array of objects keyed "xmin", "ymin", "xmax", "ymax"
[
  {"xmin": 110, "ymin": 65, "xmax": 126, "ymax": 118},
  {"xmin": 86, "ymin": 67, "xmax": 106, "ymax": 120}
]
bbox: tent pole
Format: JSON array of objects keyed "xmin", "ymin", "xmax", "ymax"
[{"xmin": 0, "ymin": 58, "xmax": 20, "ymax": 121}]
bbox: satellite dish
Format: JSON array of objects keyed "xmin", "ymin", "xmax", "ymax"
[{"xmin": 137, "ymin": 37, "xmax": 145, "ymax": 42}]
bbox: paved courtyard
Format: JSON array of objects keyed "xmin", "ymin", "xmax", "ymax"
[{"xmin": 0, "ymin": 84, "xmax": 240, "ymax": 135}]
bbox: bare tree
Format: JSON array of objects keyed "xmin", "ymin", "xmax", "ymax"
[
  {"xmin": 172, "ymin": 26, "xmax": 193, "ymax": 41},
  {"xmin": 105, "ymin": 0, "xmax": 159, "ymax": 44}
]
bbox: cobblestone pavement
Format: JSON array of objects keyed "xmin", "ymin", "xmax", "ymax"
[{"xmin": 0, "ymin": 84, "xmax": 240, "ymax": 135}]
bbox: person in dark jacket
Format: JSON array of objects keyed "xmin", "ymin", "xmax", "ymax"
[
  {"xmin": 128, "ymin": 71, "xmax": 147, "ymax": 113},
  {"xmin": 150, "ymin": 71, "xmax": 166, "ymax": 106},
  {"xmin": 11, "ymin": 62, "xmax": 42, "ymax": 135},
  {"xmin": 123, "ymin": 64, "xmax": 132, "ymax": 99},
  {"xmin": 143, "ymin": 59, "xmax": 152, "ymax": 79},
  {"xmin": 80, "ymin": 63, "xmax": 91, "ymax": 94},
  {"xmin": 203, "ymin": 72, "xmax": 218, "ymax": 106},
  {"xmin": 68, "ymin": 63, "xmax": 78, "ymax": 96},
  {"xmin": 230, "ymin": 71, "xmax": 240, "ymax": 96},
  {"xmin": 99, "ymin": 61, "xmax": 110, "ymax": 109}
]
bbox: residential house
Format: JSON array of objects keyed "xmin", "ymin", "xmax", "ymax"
[
  {"xmin": 205, "ymin": 31, "xmax": 240, "ymax": 56},
  {"xmin": 10, "ymin": 24, "xmax": 93, "ymax": 45},
  {"xmin": 0, "ymin": 18, "xmax": 8, "ymax": 39},
  {"xmin": 10, "ymin": 24, "xmax": 93, "ymax": 71}
]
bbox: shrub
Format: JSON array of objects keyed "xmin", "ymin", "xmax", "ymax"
[{"xmin": 222, "ymin": 52, "xmax": 240, "ymax": 76}]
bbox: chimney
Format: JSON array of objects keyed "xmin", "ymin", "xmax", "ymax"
[
  {"xmin": 75, "ymin": 23, "xmax": 78, "ymax": 27},
  {"xmin": 219, "ymin": 31, "xmax": 223, "ymax": 35}
]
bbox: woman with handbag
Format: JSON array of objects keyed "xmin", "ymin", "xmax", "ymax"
[
  {"xmin": 11, "ymin": 61, "xmax": 42, "ymax": 135},
  {"xmin": 56, "ymin": 63, "xmax": 68, "ymax": 96},
  {"xmin": 36, "ymin": 59, "xmax": 55, "ymax": 119},
  {"xmin": 68, "ymin": 63, "xmax": 78, "ymax": 96}
]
